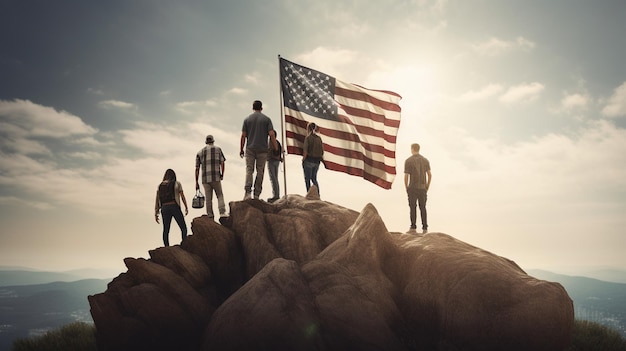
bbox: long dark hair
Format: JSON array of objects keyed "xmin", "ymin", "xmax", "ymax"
[{"xmin": 162, "ymin": 169, "xmax": 177, "ymax": 182}]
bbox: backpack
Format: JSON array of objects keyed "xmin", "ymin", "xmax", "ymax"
[
  {"xmin": 308, "ymin": 134, "xmax": 324, "ymax": 158},
  {"xmin": 158, "ymin": 180, "xmax": 176, "ymax": 204},
  {"xmin": 270, "ymin": 140, "xmax": 282, "ymax": 161}
]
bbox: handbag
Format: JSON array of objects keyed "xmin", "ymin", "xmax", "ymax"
[{"xmin": 192, "ymin": 189, "xmax": 205, "ymax": 209}]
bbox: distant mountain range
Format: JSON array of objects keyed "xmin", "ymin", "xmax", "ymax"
[
  {"xmin": 534, "ymin": 267, "xmax": 626, "ymax": 284},
  {"xmin": 0, "ymin": 276, "xmax": 109, "ymax": 351},
  {"xmin": 0, "ymin": 267, "xmax": 118, "ymax": 286},
  {"xmin": 0, "ymin": 268, "xmax": 624, "ymax": 351},
  {"xmin": 581, "ymin": 268, "xmax": 626, "ymax": 284}
]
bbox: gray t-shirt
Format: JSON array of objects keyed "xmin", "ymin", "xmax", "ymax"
[
  {"xmin": 242, "ymin": 111, "xmax": 274, "ymax": 150},
  {"xmin": 404, "ymin": 154, "xmax": 430, "ymax": 189}
]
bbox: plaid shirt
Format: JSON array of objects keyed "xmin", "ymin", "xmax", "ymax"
[{"xmin": 196, "ymin": 145, "xmax": 225, "ymax": 183}]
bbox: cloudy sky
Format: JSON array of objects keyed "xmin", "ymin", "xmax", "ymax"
[{"xmin": 1, "ymin": 0, "xmax": 625, "ymax": 276}]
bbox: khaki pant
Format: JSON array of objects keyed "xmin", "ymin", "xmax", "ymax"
[
  {"xmin": 203, "ymin": 181, "xmax": 226, "ymax": 218},
  {"xmin": 244, "ymin": 149, "xmax": 268, "ymax": 197}
]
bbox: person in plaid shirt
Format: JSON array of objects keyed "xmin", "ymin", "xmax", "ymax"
[{"xmin": 195, "ymin": 134, "xmax": 227, "ymax": 219}]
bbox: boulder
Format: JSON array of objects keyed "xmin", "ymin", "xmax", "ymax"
[
  {"xmin": 89, "ymin": 194, "xmax": 574, "ymax": 351},
  {"xmin": 204, "ymin": 258, "xmax": 323, "ymax": 350}
]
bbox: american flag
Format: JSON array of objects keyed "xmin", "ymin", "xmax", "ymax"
[{"xmin": 279, "ymin": 57, "xmax": 402, "ymax": 189}]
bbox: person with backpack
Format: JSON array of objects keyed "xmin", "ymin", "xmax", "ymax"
[
  {"xmin": 302, "ymin": 122, "xmax": 324, "ymax": 195},
  {"xmin": 154, "ymin": 168, "xmax": 188, "ymax": 246},
  {"xmin": 267, "ymin": 138, "xmax": 284, "ymax": 203}
]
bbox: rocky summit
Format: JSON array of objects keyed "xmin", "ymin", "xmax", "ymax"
[{"xmin": 89, "ymin": 187, "xmax": 574, "ymax": 351}]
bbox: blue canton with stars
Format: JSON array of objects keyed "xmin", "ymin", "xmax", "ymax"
[{"xmin": 280, "ymin": 58, "xmax": 339, "ymax": 121}]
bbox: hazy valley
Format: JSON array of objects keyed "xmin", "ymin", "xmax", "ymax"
[{"xmin": 0, "ymin": 269, "xmax": 110, "ymax": 351}]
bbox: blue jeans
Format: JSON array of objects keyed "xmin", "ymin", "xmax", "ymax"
[
  {"xmin": 161, "ymin": 203, "xmax": 187, "ymax": 246},
  {"xmin": 407, "ymin": 188, "xmax": 428, "ymax": 230},
  {"xmin": 267, "ymin": 159, "xmax": 280, "ymax": 199},
  {"xmin": 244, "ymin": 149, "xmax": 268, "ymax": 197},
  {"xmin": 302, "ymin": 159, "xmax": 320, "ymax": 193}
]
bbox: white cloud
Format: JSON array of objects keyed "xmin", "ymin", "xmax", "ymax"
[
  {"xmin": 558, "ymin": 92, "xmax": 590, "ymax": 113},
  {"xmin": 177, "ymin": 101, "xmax": 197, "ymax": 108},
  {"xmin": 515, "ymin": 37, "xmax": 535, "ymax": 50},
  {"xmin": 175, "ymin": 101, "xmax": 199, "ymax": 112},
  {"xmin": 0, "ymin": 99, "xmax": 98, "ymax": 138},
  {"xmin": 1, "ymin": 137, "xmax": 50, "ymax": 155},
  {"xmin": 431, "ymin": 119, "xmax": 626, "ymax": 219},
  {"xmin": 119, "ymin": 120, "xmax": 238, "ymax": 160},
  {"xmin": 561, "ymin": 93, "xmax": 589, "ymax": 109},
  {"xmin": 0, "ymin": 99, "xmax": 98, "ymax": 156},
  {"xmin": 87, "ymin": 87, "xmax": 105, "ymax": 95},
  {"xmin": 119, "ymin": 124, "xmax": 195, "ymax": 157},
  {"xmin": 67, "ymin": 151, "xmax": 103, "ymax": 160},
  {"xmin": 499, "ymin": 82, "xmax": 545, "ymax": 103},
  {"xmin": 471, "ymin": 36, "xmax": 536, "ymax": 56},
  {"xmin": 459, "ymin": 84, "xmax": 504, "ymax": 102},
  {"xmin": 0, "ymin": 121, "xmax": 197, "ymax": 213},
  {"xmin": 602, "ymin": 81, "xmax": 626, "ymax": 118},
  {"xmin": 175, "ymin": 99, "xmax": 218, "ymax": 114},
  {"xmin": 227, "ymin": 87, "xmax": 247, "ymax": 95},
  {"xmin": 0, "ymin": 151, "xmax": 54, "ymax": 179},
  {"xmin": 74, "ymin": 136, "xmax": 107, "ymax": 146},
  {"xmin": 244, "ymin": 73, "xmax": 260, "ymax": 85},
  {"xmin": 98, "ymin": 100, "xmax": 137, "ymax": 110}
]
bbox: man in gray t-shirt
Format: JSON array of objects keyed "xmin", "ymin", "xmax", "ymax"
[
  {"xmin": 404, "ymin": 143, "xmax": 432, "ymax": 234},
  {"xmin": 239, "ymin": 100, "xmax": 278, "ymax": 200}
]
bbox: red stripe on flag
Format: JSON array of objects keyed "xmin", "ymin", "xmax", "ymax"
[
  {"xmin": 285, "ymin": 115, "xmax": 397, "ymax": 158},
  {"xmin": 337, "ymin": 104, "xmax": 401, "ymax": 128},
  {"xmin": 335, "ymin": 86, "xmax": 402, "ymax": 114},
  {"xmin": 285, "ymin": 114, "xmax": 397, "ymax": 145},
  {"xmin": 323, "ymin": 143, "xmax": 396, "ymax": 175},
  {"xmin": 322, "ymin": 160, "xmax": 393, "ymax": 189}
]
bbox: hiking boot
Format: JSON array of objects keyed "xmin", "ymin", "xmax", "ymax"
[{"xmin": 243, "ymin": 192, "xmax": 252, "ymax": 200}]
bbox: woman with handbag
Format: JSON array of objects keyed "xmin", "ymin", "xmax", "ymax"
[{"xmin": 154, "ymin": 169, "xmax": 188, "ymax": 246}]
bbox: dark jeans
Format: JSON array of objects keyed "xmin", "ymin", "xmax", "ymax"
[
  {"xmin": 302, "ymin": 159, "xmax": 320, "ymax": 193},
  {"xmin": 161, "ymin": 203, "xmax": 187, "ymax": 246},
  {"xmin": 407, "ymin": 188, "xmax": 428, "ymax": 230}
]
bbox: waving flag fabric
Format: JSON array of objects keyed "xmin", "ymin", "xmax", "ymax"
[{"xmin": 279, "ymin": 57, "xmax": 402, "ymax": 189}]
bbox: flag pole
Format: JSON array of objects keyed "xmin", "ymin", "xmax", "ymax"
[{"xmin": 277, "ymin": 54, "xmax": 287, "ymax": 197}]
